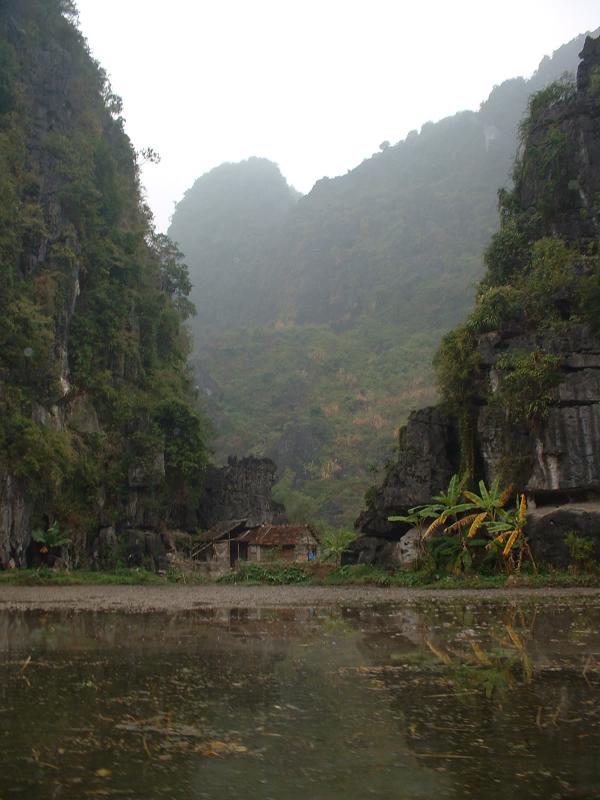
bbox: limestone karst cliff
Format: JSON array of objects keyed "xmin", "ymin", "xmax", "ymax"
[
  {"xmin": 355, "ymin": 34, "xmax": 600, "ymax": 564},
  {"xmin": 0, "ymin": 0, "xmax": 210, "ymax": 566}
]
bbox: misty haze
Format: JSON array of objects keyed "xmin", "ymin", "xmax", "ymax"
[{"xmin": 1, "ymin": 2, "xmax": 600, "ymax": 799}]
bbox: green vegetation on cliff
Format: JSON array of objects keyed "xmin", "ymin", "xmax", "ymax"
[
  {"xmin": 0, "ymin": 0, "xmax": 207, "ymax": 549},
  {"xmin": 436, "ymin": 55, "xmax": 600, "ymax": 485}
]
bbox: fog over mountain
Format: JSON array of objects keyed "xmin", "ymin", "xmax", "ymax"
[
  {"xmin": 75, "ymin": 0, "xmax": 600, "ymax": 231},
  {"xmin": 169, "ymin": 30, "xmax": 599, "ymax": 524}
]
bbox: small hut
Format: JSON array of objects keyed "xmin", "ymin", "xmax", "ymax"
[
  {"xmin": 193, "ymin": 519, "xmax": 249, "ymax": 569},
  {"xmin": 233, "ymin": 524, "xmax": 319, "ymax": 564}
]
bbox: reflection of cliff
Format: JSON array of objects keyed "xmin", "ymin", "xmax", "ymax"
[
  {"xmin": 0, "ymin": 606, "xmax": 450, "ymax": 799},
  {"xmin": 352, "ymin": 601, "xmax": 600, "ymax": 799}
]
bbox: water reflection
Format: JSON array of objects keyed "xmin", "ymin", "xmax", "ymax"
[{"xmin": 1, "ymin": 599, "xmax": 599, "ymax": 799}]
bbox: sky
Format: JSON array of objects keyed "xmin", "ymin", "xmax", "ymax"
[{"xmin": 75, "ymin": 0, "xmax": 599, "ymax": 232}]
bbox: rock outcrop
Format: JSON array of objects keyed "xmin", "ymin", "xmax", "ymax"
[
  {"xmin": 198, "ymin": 456, "xmax": 286, "ymax": 530},
  {"xmin": 476, "ymin": 326, "xmax": 600, "ymax": 500},
  {"xmin": 0, "ymin": 476, "xmax": 32, "ymax": 569},
  {"xmin": 528, "ymin": 502, "xmax": 600, "ymax": 567},
  {"xmin": 349, "ymin": 407, "xmax": 459, "ymax": 566},
  {"xmin": 0, "ymin": 2, "xmax": 211, "ymax": 569},
  {"xmin": 356, "ymin": 407, "xmax": 459, "ymax": 538}
]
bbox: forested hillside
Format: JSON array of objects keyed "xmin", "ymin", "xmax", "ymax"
[
  {"xmin": 170, "ymin": 30, "xmax": 598, "ymax": 525},
  {"xmin": 0, "ymin": 0, "xmax": 207, "ymax": 566}
]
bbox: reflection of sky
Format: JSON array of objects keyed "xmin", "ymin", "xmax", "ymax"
[{"xmin": 73, "ymin": 0, "xmax": 600, "ymax": 231}]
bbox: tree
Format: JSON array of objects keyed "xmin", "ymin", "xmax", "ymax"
[
  {"xmin": 320, "ymin": 528, "xmax": 356, "ymax": 567},
  {"xmin": 151, "ymin": 233, "xmax": 196, "ymax": 320},
  {"xmin": 32, "ymin": 522, "xmax": 71, "ymax": 562}
]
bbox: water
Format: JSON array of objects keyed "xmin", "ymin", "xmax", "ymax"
[{"xmin": 1, "ymin": 599, "xmax": 600, "ymax": 799}]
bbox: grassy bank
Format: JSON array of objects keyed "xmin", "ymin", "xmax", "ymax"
[
  {"xmin": 1, "ymin": 564, "xmax": 598, "ymax": 589},
  {"xmin": 0, "ymin": 567, "xmax": 195, "ymax": 587}
]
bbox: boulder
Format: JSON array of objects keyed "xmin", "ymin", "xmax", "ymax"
[
  {"xmin": 124, "ymin": 530, "xmax": 169, "ymax": 573},
  {"xmin": 527, "ymin": 503, "xmax": 600, "ymax": 568},
  {"xmin": 388, "ymin": 529, "xmax": 421, "ymax": 571},
  {"xmin": 344, "ymin": 529, "xmax": 421, "ymax": 569},
  {"xmin": 343, "ymin": 536, "xmax": 391, "ymax": 566}
]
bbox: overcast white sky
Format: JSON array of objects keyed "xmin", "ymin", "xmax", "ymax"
[{"xmin": 75, "ymin": 0, "xmax": 599, "ymax": 231}]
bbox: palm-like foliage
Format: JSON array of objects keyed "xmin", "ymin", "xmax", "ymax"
[
  {"xmin": 320, "ymin": 528, "xmax": 356, "ymax": 567},
  {"xmin": 31, "ymin": 522, "xmax": 71, "ymax": 554},
  {"xmin": 389, "ymin": 474, "xmax": 472, "ymax": 539},
  {"xmin": 463, "ymin": 478, "xmax": 512, "ymax": 519},
  {"xmin": 389, "ymin": 475, "xmax": 534, "ymax": 575},
  {"xmin": 486, "ymin": 495, "xmax": 535, "ymax": 572},
  {"xmin": 444, "ymin": 478, "xmax": 513, "ymax": 540}
]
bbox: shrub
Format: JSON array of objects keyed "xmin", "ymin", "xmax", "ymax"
[
  {"xmin": 493, "ymin": 351, "xmax": 561, "ymax": 424},
  {"xmin": 31, "ymin": 521, "xmax": 71, "ymax": 553},
  {"xmin": 467, "ymin": 285, "xmax": 526, "ymax": 333},
  {"xmin": 390, "ymin": 475, "xmax": 534, "ymax": 575},
  {"xmin": 434, "ymin": 326, "xmax": 479, "ymax": 409},
  {"xmin": 320, "ymin": 528, "xmax": 357, "ymax": 566},
  {"xmin": 565, "ymin": 531, "xmax": 596, "ymax": 573},
  {"xmin": 589, "ymin": 65, "xmax": 600, "ymax": 103},
  {"xmin": 217, "ymin": 563, "xmax": 310, "ymax": 585},
  {"xmin": 519, "ymin": 76, "xmax": 576, "ymax": 139}
]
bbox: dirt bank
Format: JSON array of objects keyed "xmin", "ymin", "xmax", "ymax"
[{"xmin": 1, "ymin": 584, "xmax": 600, "ymax": 612}]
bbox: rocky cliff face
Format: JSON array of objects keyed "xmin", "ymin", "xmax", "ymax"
[
  {"xmin": 0, "ymin": 1, "xmax": 210, "ymax": 568},
  {"xmin": 0, "ymin": 476, "xmax": 31, "ymax": 569},
  {"xmin": 198, "ymin": 457, "xmax": 286, "ymax": 530},
  {"xmin": 520, "ymin": 34, "xmax": 600, "ymax": 244},
  {"xmin": 355, "ymin": 408, "xmax": 459, "ymax": 538},
  {"xmin": 475, "ymin": 326, "xmax": 600, "ymax": 501},
  {"xmin": 355, "ymin": 35, "xmax": 600, "ymax": 564}
]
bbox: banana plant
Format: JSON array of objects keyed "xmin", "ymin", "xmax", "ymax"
[
  {"xmin": 445, "ymin": 478, "xmax": 514, "ymax": 540},
  {"xmin": 389, "ymin": 474, "xmax": 473, "ymax": 539},
  {"xmin": 31, "ymin": 521, "xmax": 71, "ymax": 555},
  {"xmin": 320, "ymin": 528, "xmax": 357, "ymax": 567},
  {"xmin": 486, "ymin": 495, "xmax": 535, "ymax": 572}
]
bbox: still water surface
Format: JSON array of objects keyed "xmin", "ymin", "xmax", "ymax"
[{"xmin": 1, "ymin": 599, "xmax": 600, "ymax": 799}]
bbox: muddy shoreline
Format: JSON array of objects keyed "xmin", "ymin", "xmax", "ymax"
[{"xmin": 1, "ymin": 584, "xmax": 600, "ymax": 612}]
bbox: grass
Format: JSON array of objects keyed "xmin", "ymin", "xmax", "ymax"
[
  {"xmin": 324, "ymin": 565, "xmax": 599, "ymax": 589},
  {"xmin": 0, "ymin": 567, "xmax": 205, "ymax": 586},
  {"xmin": 0, "ymin": 564, "xmax": 598, "ymax": 588}
]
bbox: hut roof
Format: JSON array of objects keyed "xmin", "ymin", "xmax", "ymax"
[
  {"xmin": 197, "ymin": 519, "xmax": 248, "ymax": 543},
  {"xmin": 236, "ymin": 524, "xmax": 318, "ymax": 547}
]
